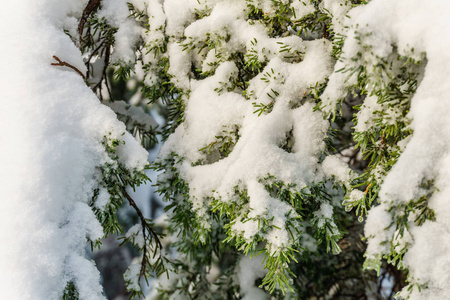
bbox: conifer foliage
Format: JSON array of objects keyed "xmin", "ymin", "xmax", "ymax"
[
  {"xmin": 149, "ymin": 0, "xmax": 357, "ymax": 297},
  {"xmin": 2, "ymin": 0, "xmax": 450, "ymax": 299}
]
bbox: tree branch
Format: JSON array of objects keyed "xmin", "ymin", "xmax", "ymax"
[
  {"xmin": 121, "ymin": 187, "xmax": 163, "ymax": 278},
  {"xmin": 51, "ymin": 56, "xmax": 86, "ymax": 80},
  {"xmin": 92, "ymin": 46, "xmax": 111, "ymax": 98},
  {"xmin": 78, "ymin": 0, "xmax": 102, "ymax": 47}
]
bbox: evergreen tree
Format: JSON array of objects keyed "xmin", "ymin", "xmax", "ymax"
[{"xmin": 2, "ymin": 0, "xmax": 450, "ymax": 299}]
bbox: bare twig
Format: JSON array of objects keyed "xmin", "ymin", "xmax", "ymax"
[
  {"xmin": 104, "ymin": 71, "xmax": 113, "ymax": 100},
  {"xmin": 78, "ymin": 0, "xmax": 102, "ymax": 47},
  {"xmin": 51, "ymin": 56, "xmax": 86, "ymax": 80},
  {"xmin": 92, "ymin": 46, "xmax": 111, "ymax": 98},
  {"xmin": 86, "ymin": 40, "xmax": 105, "ymax": 78},
  {"xmin": 121, "ymin": 187, "xmax": 163, "ymax": 278}
]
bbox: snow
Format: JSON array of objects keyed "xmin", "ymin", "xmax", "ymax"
[
  {"xmin": 124, "ymin": 263, "xmax": 142, "ymax": 292},
  {"xmin": 98, "ymin": 0, "xmax": 141, "ymax": 64},
  {"xmin": 126, "ymin": 224, "xmax": 145, "ymax": 248},
  {"xmin": 106, "ymin": 100, "xmax": 158, "ymax": 144},
  {"xmin": 322, "ymin": 155, "xmax": 354, "ymax": 185},
  {"xmin": 291, "ymin": 1, "xmax": 316, "ymax": 21},
  {"xmin": 237, "ymin": 255, "xmax": 269, "ymax": 300},
  {"xmin": 6, "ymin": 0, "xmax": 450, "ymax": 298},
  {"xmin": 156, "ymin": 0, "xmax": 350, "ymax": 259},
  {"xmin": 353, "ymin": 96, "xmax": 382, "ymax": 133},
  {"xmin": 167, "ymin": 42, "xmax": 192, "ymax": 90},
  {"xmin": 321, "ymin": 0, "xmax": 352, "ymax": 36},
  {"xmin": 313, "ymin": 202, "xmax": 335, "ymax": 229},
  {"xmin": 0, "ymin": 1, "xmax": 148, "ymax": 299},
  {"xmin": 163, "ymin": 0, "xmax": 196, "ymax": 37},
  {"xmin": 363, "ymin": 205, "xmax": 393, "ymax": 260},
  {"xmin": 321, "ymin": 0, "xmax": 450, "ymax": 297}
]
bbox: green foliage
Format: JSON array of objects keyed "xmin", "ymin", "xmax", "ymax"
[
  {"xmin": 87, "ymin": 134, "xmax": 167, "ymax": 298},
  {"xmin": 144, "ymin": 0, "xmax": 370, "ymax": 298},
  {"xmin": 113, "ymin": 103, "xmax": 159, "ymax": 150},
  {"xmin": 152, "ymin": 154, "xmax": 245, "ymax": 299},
  {"xmin": 72, "ymin": 0, "xmax": 417, "ymax": 298},
  {"xmin": 196, "ymin": 125, "xmax": 240, "ymax": 163},
  {"xmin": 113, "ymin": 63, "xmax": 135, "ymax": 81},
  {"xmin": 62, "ymin": 282, "xmax": 79, "ymax": 300},
  {"xmin": 335, "ymin": 44, "xmax": 426, "ymax": 222},
  {"xmin": 91, "ymin": 135, "xmax": 145, "ymax": 231},
  {"xmin": 127, "ymin": 2, "xmax": 149, "ymax": 26},
  {"xmin": 82, "ymin": 15, "xmax": 116, "ymax": 53},
  {"xmin": 320, "ymin": 23, "xmax": 429, "ymax": 298},
  {"xmin": 363, "ymin": 180, "xmax": 436, "ymax": 292}
]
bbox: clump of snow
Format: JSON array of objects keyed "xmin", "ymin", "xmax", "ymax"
[
  {"xmin": 95, "ymin": 188, "xmax": 111, "ymax": 210},
  {"xmin": 313, "ymin": 203, "xmax": 334, "ymax": 228},
  {"xmin": 167, "ymin": 42, "xmax": 192, "ymax": 90},
  {"xmin": 0, "ymin": 1, "xmax": 148, "ymax": 299},
  {"xmin": 98, "ymin": 0, "xmax": 141, "ymax": 64},
  {"xmin": 345, "ymin": 189, "xmax": 365, "ymax": 204},
  {"xmin": 363, "ymin": 205, "xmax": 393, "ymax": 260},
  {"xmin": 126, "ymin": 224, "xmax": 145, "ymax": 248},
  {"xmin": 124, "ymin": 264, "xmax": 142, "ymax": 292},
  {"xmin": 163, "ymin": 0, "xmax": 196, "ymax": 37},
  {"xmin": 291, "ymin": 0, "xmax": 316, "ymax": 21},
  {"xmin": 321, "ymin": 0, "xmax": 352, "ymax": 36},
  {"xmin": 353, "ymin": 96, "xmax": 382, "ymax": 133},
  {"xmin": 237, "ymin": 255, "xmax": 269, "ymax": 300},
  {"xmin": 322, "ymin": 155, "xmax": 354, "ymax": 186}
]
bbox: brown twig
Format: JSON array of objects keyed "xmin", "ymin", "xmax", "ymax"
[
  {"xmin": 121, "ymin": 187, "xmax": 163, "ymax": 278},
  {"xmin": 78, "ymin": 0, "xmax": 102, "ymax": 47},
  {"xmin": 86, "ymin": 40, "xmax": 105, "ymax": 78},
  {"xmin": 92, "ymin": 46, "xmax": 111, "ymax": 99},
  {"xmin": 51, "ymin": 56, "xmax": 86, "ymax": 80},
  {"xmin": 364, "ymin": 183, "xmax": 372, "ymax": 194},
  {"xmin": 322, "ymin": 24, "xmax": 329, "ymax": 39},
  {"xmin": 104, "ymin": 71, "xmax": 113, "ymax": 100}
]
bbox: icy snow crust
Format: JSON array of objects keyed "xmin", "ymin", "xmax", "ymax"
[
  {"xmin": 322, "ymin": 0, "xmax": 450, "ymax": 298},
  {"xmin": 0, "ymin": 1, "xmax": 148, "ymax": 299}
]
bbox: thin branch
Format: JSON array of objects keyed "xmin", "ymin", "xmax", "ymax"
[
  {"xmin": 86, "ymin": 40, "xmax": 105, "ymax": 79},
  {"xmin": 92, "ymin": 46, "xmax": 111, "ymax": 94},
  {"xmin": 51, "ymin": 56, "xmax": 86, "ymax": 80},
  {"xmin": 78, "ymin": 0, "xmax": 102, "ymax": 47},
  {"xmin": 104, "ymin": 71, "xmax": 113, "ymax": 100},
  {"xmin": 122, "ymin": 188, "xmax": 162, "ymax": 248},
  {"xmin": 121, "ymin": 187, "xmax": 163, "ymax": 278}
]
